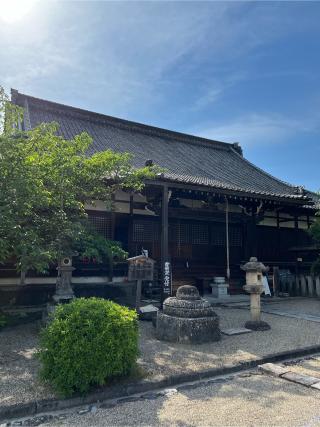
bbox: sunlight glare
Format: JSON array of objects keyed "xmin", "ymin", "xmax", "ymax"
[{"xmin": 0, "ymin": 0, "xmax": 37, "ymax": 24}]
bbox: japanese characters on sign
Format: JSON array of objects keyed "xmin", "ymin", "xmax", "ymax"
[{"xmin": 163, "ymin": 261, "xmax": 172, "ymax": 295}]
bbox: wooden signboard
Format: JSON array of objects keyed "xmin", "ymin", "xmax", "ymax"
[{"xmin": 163, "ymin": 261, "xmax": 172, "ymax": 299}]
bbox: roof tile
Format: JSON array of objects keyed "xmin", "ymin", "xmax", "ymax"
[{"xmin": 11, "ymin": 90, "xmax": 312, "ymax": 203}]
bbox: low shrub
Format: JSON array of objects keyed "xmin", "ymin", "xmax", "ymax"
[{"xmin": 38, "ymin": 297, "xmax": 138, "ymax": 397}]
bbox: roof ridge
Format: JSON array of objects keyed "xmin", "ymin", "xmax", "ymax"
[{"xmin": 11, "ymin": 89, "xmax": 239, "ymax": 153}]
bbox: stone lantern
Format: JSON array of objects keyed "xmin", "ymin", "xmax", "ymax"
[
  {"xmin": 241, "ymin": 257, "xmax": 270, "ymax": 331},
  {"xmin": 52, "ymin": 257, "xmax": 75, "ymax": 304},
  {"xmin": 44, "ymin": 257, "xmax": 75, "ymax": 323}
]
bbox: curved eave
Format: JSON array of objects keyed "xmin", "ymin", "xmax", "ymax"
[{"xmin": 146, "ymin": 176, "xmax": 312, "ymax": 206}]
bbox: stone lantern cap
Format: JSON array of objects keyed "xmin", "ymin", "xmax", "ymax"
[{"xmin": 241, "ymin": 257, "xmax": 269, "ymax": 273}]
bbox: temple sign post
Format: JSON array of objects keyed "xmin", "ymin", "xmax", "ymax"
[{"xmin": 161, "ymin": 184, "xmax": 171, "ymax": 305}]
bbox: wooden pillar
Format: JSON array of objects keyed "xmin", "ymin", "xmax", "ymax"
[
  {"xmin": 307, "ymin": 214, "xmax": 311, "ymax": 229},
  {"xmin": 245, "ymin": 208, "xmax": 257, "ymax": 260},
  {"xmin": 161, "ymin": 184, "xmax": 170, "ymax": 304},
  {"xmin": 294, "ymin": 214, "xmax": 299, "ymax": 245},
  {"xmin": 129, "ymin": 193, "xmax": 134, "ymax": 216},
  {"xmin": 129, "ymin": 193, "xmax": 134, "ymax": 254},
  {"xmin": 276, "ymin": 210, "xmax": 281, "ymax": 261},
  {"xmin": 109, "ymin": 194, "xmax": 116, "ymax": 282}
]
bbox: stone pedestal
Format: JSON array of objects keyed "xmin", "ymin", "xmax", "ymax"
[
  {"xmin": 243, "ymin": 284, "xmax": 270, "ymax": 331},
  {"xmin": 210, "ymin": 277, "xmax": 230, "ymax": 298},
  {"xmin": 156, "ymin": 285, "xmax": 221, "ymax": 344}
]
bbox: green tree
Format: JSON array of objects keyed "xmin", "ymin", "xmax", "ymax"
[{"xmin": 0, "ymin": 87, "xmax": 158, "ymax": 275}]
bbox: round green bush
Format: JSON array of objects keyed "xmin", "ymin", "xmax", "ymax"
[{"xmin": 38, "ymin": 297, "xmax": 138, "ymax": 397}]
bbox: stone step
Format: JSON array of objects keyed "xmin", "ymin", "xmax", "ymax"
[
  {"xmin": 258, "ymin": 363, "xmax": 289, "ymax": 377},
  {"xmin": 221, "ymin": 328, "xmax": 252, "ymax": 336}
]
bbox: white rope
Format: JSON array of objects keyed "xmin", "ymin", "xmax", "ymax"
[{"xmin": 225, "ymin": 197, "xmax": 230, "ymax": 283}]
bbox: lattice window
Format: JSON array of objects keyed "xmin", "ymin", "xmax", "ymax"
[
  {"xmin": 180, "ymin": 222, "xmax": 192, "ymax": 244},
  {"xmin": 211, "ymin": 224, "xmax": 242, "ymax": 247},
  {"xmin": 191, "ymin": 223, "xmax": 209, "ymax": 244},
  {"xmin": 132, "ymin": 221, "xmax": 159, "ymax": 242},
  {"xmin": 229, "ymin": 227, "xmax": 242, "ymax": 247},
  {"xmin": 88, "ymin": 215, "xmax": 112, "ymax": 239},
  {"xmin": 169, "ymin": 222, "xmax": 209, "ymax": 245},
  {"xmin": 211, "ymin": 224, "xmax": 226, "ymax": 246},
  {"xmin": 169, "ymin": 223, "xmax": 180, "ymax": 243}
]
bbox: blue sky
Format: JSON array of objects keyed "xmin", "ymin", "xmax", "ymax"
[{"xmin": 1, "ymin": 1, "xmax": 319, "ymax": 191}]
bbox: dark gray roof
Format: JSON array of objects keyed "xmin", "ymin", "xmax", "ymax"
[
  {"xmin": 305, "ymin": 191, "xmax": 320, "ymax": 210},
  {"xmin": 11, "ymin": 89, "xmax": 312, "ymax": 204}
]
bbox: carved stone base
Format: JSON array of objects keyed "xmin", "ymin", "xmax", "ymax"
[
  {"xmin": 156, "ymin": 312, "xmax": 221, "ymax": 344},
  {"xmin": 156, "ymin": 285, "xmax": 221, "ymax": 344},
  {"xmin": 245, "ymin": 320, "xmax": 271, "ymax": 331}
]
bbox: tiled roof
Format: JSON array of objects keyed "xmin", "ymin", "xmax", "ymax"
[
  {"xmin": 11, "ymin": 89, "xmax": 312, "ymax": 204},
  {"xmin": 305, "ymin": 191, "xmax": 320, "ymax": 210}
]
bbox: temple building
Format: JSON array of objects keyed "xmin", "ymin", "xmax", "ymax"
[{"xmin": 1, "ymin": 89, "xmax": 319, "ymax": 304}]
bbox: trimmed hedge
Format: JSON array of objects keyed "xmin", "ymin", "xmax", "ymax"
[{"xmin": 38, "ymin": 297, "xmax": 138, "ymax": 397}]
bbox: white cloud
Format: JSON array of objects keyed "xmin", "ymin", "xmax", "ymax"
[
  {"xmin": 1, "ymin": 1, "xmax": 319, "ymax": 119},
  {"xmin": 192, "ymin": 71, "xmax": 248, "ymax": 111},
  {"xmin": 191, "ymin": 113, "xmax": 320, "ymax": 148}
]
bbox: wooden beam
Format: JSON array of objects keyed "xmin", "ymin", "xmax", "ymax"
[{"xmin": 145, "ymin": 179, "xmax": 311, "ymax": 206}]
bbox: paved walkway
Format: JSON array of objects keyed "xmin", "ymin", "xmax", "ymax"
[{"xmin": 230, "ymin": 297, "xmax": 320, "ymax": 323}]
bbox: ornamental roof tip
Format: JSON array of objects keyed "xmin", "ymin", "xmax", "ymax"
[
  {"xmin": 231, "ymin": 142, "xmax": 243, "ymax": 156},
  {"xmin": 295, "ymin": 185, "xmax": 306, "ymax": 195}
]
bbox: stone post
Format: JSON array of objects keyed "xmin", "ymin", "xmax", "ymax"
[
  {"xmin": 250, "ymin": 291, "xmax": 261, "ymax": 322},
  {"xmin": 316, "ymin": 276, "xmax": 320, "ymax": 298},
  {"xmin": 306, "ymin": 276, "xmax": 314, "ymax": 297},
  {"xmin": 300, "ymin": 275, "xmax": 307, "ymax": 297},
  {"xmin": 241, "ymin": 257, "xmax": 271, "ymax": 331}
]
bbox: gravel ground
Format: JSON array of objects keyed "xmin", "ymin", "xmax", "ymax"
[
  {"xmin": 0, "ymin": 322, "xmax": 55, "ymax": 407},
  {"xmin": 138, "ymin": 304, "xmax": 320, "ymax": 381},
  {"xmin": 1, "ymin": 299, "xmax": 320, "ymax": 407},
  {"xmin": 42, "ymin": 371, "xmax": 320, "ymax": 426}
]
